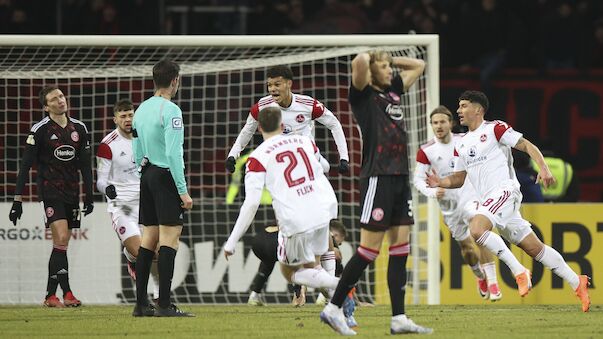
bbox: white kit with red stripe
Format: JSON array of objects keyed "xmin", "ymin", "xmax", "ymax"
[
  {"xmin": 454, "ymin": 120, "xmax": 532, "ymax": 237},
  {"xmin": 246, "ymin": 134, "xmax": 338, "ymax": 237},
  {"xmin": 96, "ymin": 129, "xmax": 140, "ymax": 204}
]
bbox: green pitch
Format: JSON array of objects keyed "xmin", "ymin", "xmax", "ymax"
[{"xmin": 0, "ymin": 304, "xmax": 600, "ymax": 338}]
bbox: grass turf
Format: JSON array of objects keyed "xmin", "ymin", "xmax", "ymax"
[{"xmin": 0, "ymin": 304, "xmax": 601, "ymax": 338}]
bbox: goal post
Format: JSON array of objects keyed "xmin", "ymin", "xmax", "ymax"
[{"xmin": 0, "ymin": 34, "xmax": 440, "ymax": 305}]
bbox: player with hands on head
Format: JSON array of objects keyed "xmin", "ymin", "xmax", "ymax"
[
  {"xmin": 96, "ymin": 99, "xmax": 160, "ymax": 299},
  {"xmin": 320, "ymin": 50, "xmax": 431, "ymax": 336},
  {"xmin": 226, "ymin": 65, "xmax": 349, "ymax": 175},
  {"xmin": 9, "ymin": 86, "xmax": 93, "ymax": 308},
  {"xmin": 414, "ymin": 105, "xmax": 502, "ymax": 301},
  {"xmin": 426, "ymin": 90, "xmax": 590, "ymax": 312},
  {"xmin": 223, "ymin": 106, "xmax": 340, "ymax": 308}
]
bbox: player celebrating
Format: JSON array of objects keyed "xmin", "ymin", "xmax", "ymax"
[
  {"xmin": 413, "ymin": 106, "xmax": 502, "ymax": 301},
  {"xmin": 8, "ymin": 86, "xmax": 94, "ymax": 308},
  {"xmin": 223, "ymin": 106, "xmax": 339, "ymax": 299},
  {"xmin": 225, "ymin": 65, "xmax": 349, "ymax": 175},
  {"xmin": 426, "ymin": 90, "xmax": 590, "ymax": 312},
  {"xmin": 320, "ymin": 50, "xmax": 431, "ymax": 336},
  {"xmin": 96, "ymin": 99, "xmax": 160, "ymax": 300}
]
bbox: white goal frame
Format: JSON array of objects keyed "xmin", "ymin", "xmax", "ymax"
[{"xmin": 0, "ymin": 34, "xmax": 440, "ymax": 304}]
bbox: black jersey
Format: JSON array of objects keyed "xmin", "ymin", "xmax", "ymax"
[
  {"xmin": 349, "ymin": 75, "xmax": 409, "ymax": 178},
  {"xmin": 15, "ymin": 116, "xmax": 92, "ymax": 204}
]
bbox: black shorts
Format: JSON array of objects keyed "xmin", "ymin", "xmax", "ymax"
[
  {"xmin": 252, "ymin": 228, "xmax": 278, "ymax": 264},
  {"xmin": 139, "ymin": 165, "xmax": 185, "ymax": 226},
  {"xmin": 43, "ymin": 200, "xmax": 81, "ymax": 229},
  {"xmin": 359, "ymin": 175, "xmax": 414, "ymax": 231}
]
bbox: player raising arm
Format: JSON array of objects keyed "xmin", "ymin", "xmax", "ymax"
[
  {"xmin": 9, "ymin": 86, "xmax": 94, "ymax": 308},
  {"xmin": 413, "ymin": 106, "xmax": 501, "ymax": 301},
  {"xmin": 226, "ymin": 65, "xmax": 349, "ymax": 175},
  {"xmin": 426, "ymin": 90, "xmax": 590, "ymax": 312},
  {"xmin": 320, "ymin": 50, "xmax": 431, "ymax": 336},
  {"xmin": 224, "ymin": 106, "xmax": 339, "ymax": 302}
]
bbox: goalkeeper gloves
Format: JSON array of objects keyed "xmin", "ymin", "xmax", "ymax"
[
  {"xmin": 338, "ymin": 159, "xmax": 350, "ymax": 174},
  {"xmin": 105, "ymin": 185, "xmax": 117, "ymax": 199},
  {"xmin": 8, "ymin": 201, "xmax": 22, "ymax": 226},
  {"xmin": 226, "ymin": 156, "xmax": 236, "ymax": 173},
  {"xmin": 83, "ymin": 199, "xmax": 94, "ymax": 216}
]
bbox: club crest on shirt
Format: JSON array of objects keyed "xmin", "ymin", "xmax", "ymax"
[
  {"xmin": 26, "ymin": 134, "xmax": 35, "ymax": 145},
  {"xmin": 46, "ymin": 207, "xmax": 54, "ymax": 218},
  {"xmin": 480, "ymin": 134, "xmax": 487, "ymax": 142},
  {"xmin": 468, "ymin": 146, "xmax": 477, "ymax": 157},
  {"xmin": 71, "ymin": 131, "xmax": 79, "ymax": 142},
  {"xmin": 118, "ymin": 226, "xmax": 126, "ymax": 235},
  {"xmin": 295, "ymin": 114, "xmax": 305, "ymax": 123},
  {"xmin": 371, "ymin": 208, "xmax": 384, "ymax": 221}
]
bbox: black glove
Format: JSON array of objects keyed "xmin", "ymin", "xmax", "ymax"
[
  {"xmin": 9, "ymin": 201, "xmax": 22, "ymax": 226},
  {"xmin": 83, "ymin": 200, "xmax": 94, "ymax": 216},
  {"xmin": 226, "ymin": 156, "xmax": 236, "ymax": 173},
  {"xmin": 338, "ymin": 159, "xmax": 350, "ymax": 174},
  {"xmin": 105, "ymin": 185, "xmax": 117, "ymax": 199}
]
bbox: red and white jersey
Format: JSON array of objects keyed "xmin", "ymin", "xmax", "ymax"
[
  {"xmin": 224, "ymin": 134, "xmax": 338, "ymax": 253},
  {"xmin": 454, "ymin": 120, "xmax": 522, "ymax": 200},
  {"xmin": 228, "ymin": 93, "xmax": 349, "ymax": 161},
  {"xmin": 96, "ymin": 129, "xmax": 139, "ymax": 204},
  {"xmin": 413, "ymin": 134, "xmax": 478, "ymax": 216}
]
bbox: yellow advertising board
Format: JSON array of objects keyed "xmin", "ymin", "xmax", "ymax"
[{"xmin": 375, "ymin": 203, "xmax": 601, "ymax": 305}]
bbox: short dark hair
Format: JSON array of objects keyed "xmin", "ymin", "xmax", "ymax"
[
  {"xmin": 429, "ymin": 105, "xmax": 453, "ymax": 121},
  {"xmin": 258, "ymin": 106, "xmax": 282, "ymax": 133},
  {"xmin": 329, "ymin": 219, "xmax": 347, "ymax": 239},
  {"xmin": 39, "ymin": 85, "xmax": 60, "ymax": 107},
  {"xmin": 459, "ymin": 90, "xmax": 489, "ymax": 112},
  {"xmin": 114, "ymin": 99, "xmax": 134, "ymax": 114},
  {"xmin": 266, "ymin": 65, "xmax": 293, "ymax": 80},
  {"xmin": 152, "ymin": 59, "xmax": 180, "ymax": 89}
]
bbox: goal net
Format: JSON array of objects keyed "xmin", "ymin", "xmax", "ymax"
[{"xmin": 0, "ymin": 35, "xmax": 439, "ymax": 305}]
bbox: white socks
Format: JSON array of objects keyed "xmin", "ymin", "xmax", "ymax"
[
  {"xmin": 476, "ymin": 231, "xmax": 525, "ymax": 276},
  {"xmin": 470, "ymin": 263, "xmax": 485, "ymax": 279},
  {"xmin": 292, "ymin": 266, "xmax": 339, "ymax": 290},
  {"xmin": 321, "ymin": 251, "xmax": 336, "ymax": 276},
  {"xmin": 535, "ymin": 245, "xmax": 580, "ymax": 290},
  {"xmin": 481, "ymin": 262, "xmax": 498, "ymax": 285},
  {"xmin": 151, "ymin": 260, "xmax": 160, "ymax": 299}
]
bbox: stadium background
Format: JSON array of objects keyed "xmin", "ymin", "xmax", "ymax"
[{"xmin": 0, "ymin": 0, "xmax": 601, "ymax": 306}]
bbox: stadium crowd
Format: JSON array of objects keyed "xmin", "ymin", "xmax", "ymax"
[{"xmin": 1, "ymin": 0, "xmax": 603, "ymax": 69}]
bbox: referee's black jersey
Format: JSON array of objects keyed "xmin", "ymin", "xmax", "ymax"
[
  {"xmin": 15, "ymin": 116, "xmax": 91, "ymax": 204},
  {"xmin": 349, "ymin": 74, "xmax": 409, "ymax": 178}
]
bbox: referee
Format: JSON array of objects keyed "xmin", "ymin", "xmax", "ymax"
[{"xmin": 131, "ymin": 59, "xmax": 193, "ymax": 317}]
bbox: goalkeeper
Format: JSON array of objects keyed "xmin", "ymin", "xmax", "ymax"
[{"xmin": 225, "ymin": 65, "xmax": 350, "ymax": 175}]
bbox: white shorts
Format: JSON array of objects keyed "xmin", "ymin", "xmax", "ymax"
[
  {"xmin": 477, "ymin": 185, "xmax": 532, "ymax": 244},
  {"xmin": 277, "ymin": 225, "xmax": 329, "ymax": 266},
  {"xmin": 109, "ymin": 202, "xmax": 141, "ymax": 243},
  {"xmin": 443, "ymin": 199, "xmax": 479, "ymax": 242}
]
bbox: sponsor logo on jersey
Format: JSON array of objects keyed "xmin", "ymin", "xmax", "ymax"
[
  {"xmin": 283, "ymin": 124, "xmax": 293, "ymax": 134},
  {"xmin": 71, "ymin": 131, "xmax": 79, "ymax": 142},
  {"xmin": 468, "ymin": 146, "xmax": 477, "ymax": 157},
  {"xmin": 480, "ymin": 134, "xmax": 487, "ymax": 142},
  {"xmin": 120, "ymin": 151, "xmax": 127, "ymax": 156},
  {"xmin": 54, "ymin": 145, "xmax": 76, "ymax": 161},
  {"xmin": 46, "ymin": 207, "xmax": 54, "ymax": 218},
  {"xmin": 385, "ymin": 104, "xmax": 404, "ymax": 120},
  {"xmin": 295, "ymin": 114, "xmax": 305, "ymax": 123},
  {"xmin": 26, "ymin": 135, "xmax": 35, "ymax": 145},
  {"xmin": 50, "ymin": 134, "xmax": 58, "ymax": 140},
  {"xmin": 371, "ymin": 208, "xmax": 384, "ymax": 222},
  {"xmin": 172, "ymin": 117, "xmax": 183, "ymax": 129},
  {"xmin": 449, "ymin": 158, "xmax": 455, "ymax": 168}
]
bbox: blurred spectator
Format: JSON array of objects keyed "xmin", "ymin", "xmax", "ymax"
[
  {"xmin": 538, "ymin": 0, "xmax": 581, "ymax": 70},
  {"xmin": 513, "ymin": 150, "xmax": 544, "ymax": 203},
  {"xmin": 531, "ymin": 152, "xmax": 580, "ymax": 202}
]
